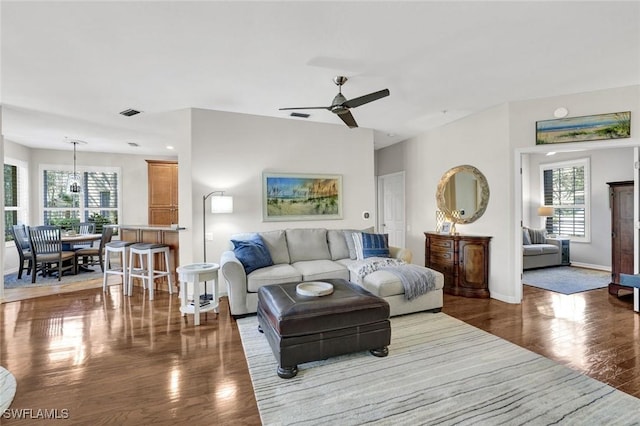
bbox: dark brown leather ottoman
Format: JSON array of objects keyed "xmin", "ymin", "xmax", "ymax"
[{"xmin": 257, "ymin": 278, "xmax": 391, "ymax": 378}]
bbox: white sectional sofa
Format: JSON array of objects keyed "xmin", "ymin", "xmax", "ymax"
[{"xmin": 220, "ymin": 228, "xmax": 444, "ymax": 318}]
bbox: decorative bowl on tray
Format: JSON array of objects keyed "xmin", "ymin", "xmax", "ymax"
[{"xmin": 296, "ymin": 281, "xmax": 334, "ymax": 297}]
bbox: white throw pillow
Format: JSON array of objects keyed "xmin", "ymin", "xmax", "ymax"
[{"xmin": 352, "ymin": 232, "xmax": 364, "ymax": 261}]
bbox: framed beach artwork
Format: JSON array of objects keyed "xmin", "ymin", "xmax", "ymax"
[
  {"xmin": 536, "ymin": 111, "xmax": 631, "ymax": 145},
  {"xmin": 262, "ymin": 172, "xmax": 343, "ymax": 221}
]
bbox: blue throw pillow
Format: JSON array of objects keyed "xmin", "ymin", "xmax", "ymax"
[
  {"xmin": 361, "ymin": 232, "xmax": 390, "ymax": 259},
  {"xmin": 231, "ymin": 234, "xmax": 273, "ymax": 274}
]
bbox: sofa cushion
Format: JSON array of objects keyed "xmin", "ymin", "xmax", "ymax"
[
  {"xmin": 286, "ymin": 228, "xmax": 331, "ymax": 262},
  {"xmin": 247, "ymin": 264, "xmax": 302, "ymax": 292},
  {"xmin": 353, "ymin": 232, "xmax": 389, "ymax": 260},
  {"xmin": 292, "ymin": 259, "xmax": 349, "ymax": 281},
  {"xmin": 231, "ymin": 234, "xmax": 273, "ymax": 274},
  {"xmin": 327, "ymin": 229, "xmax": 352, "ymax": 260},
  {"xmin": 337, "ymin": 260, "xmax": 445, "ymax": 298},
  {"xmin": 360, "ymin": 270, "xmax": 405, "ymax": 297},
  {"xmin": 529, "ymin": 228, "xmax": 547, "ymax": 244},
  {"xmin": 522, "ymin": 228, "xmax": 532, "ymax": 245},
  {"xmin": 361, "ymin": 233, "xmax": 390, "ymax": 258},
  {"xmin": 523, "ymin": 244, "xmax": 559, "ymax": 256},
  {"xmin": 344, "ymin": 230, "xmax": 359, "ymax": 259},
  {"xmin": 343, "ymin": 227, "xmax": 375, "ymax": 259},
  {"xmin": 258, "ymin": 229, "xmax": 290, "ymax": 264}
]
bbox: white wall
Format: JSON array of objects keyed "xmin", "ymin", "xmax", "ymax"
[
  {"xmin": 1, "ymin": 107, "xmax": 4, "ymax": 298},
  {"xmin": 377, "ymin": 84, "xmax": 640, "ymax": 303},
  {"xmin": 187, "ymin": 108, "xmax": 377, "ymax": 269},
  {"xmin": 525, "ymin": 148, "xmax": 633, "ymax": 269},
  {"xmin": 377, "ymin": 104, "xmax": 513, "ymax": 300}
]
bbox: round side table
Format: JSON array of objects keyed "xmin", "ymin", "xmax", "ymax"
[{"xmin": 177, "ymin": 263, "xmax": 220, "ymax": 326}]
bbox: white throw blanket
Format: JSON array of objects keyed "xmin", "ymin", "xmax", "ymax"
[
  {"xmin": 351, "ymin": 258, "xmax": 406, "ymax": 283},
  {"xmin": 380, "ymin": 264, "xmax": 438, "ymax": 300},
  {"xmin": 350, "ymin": 258, "xmax": 437, "ymax": 300}
]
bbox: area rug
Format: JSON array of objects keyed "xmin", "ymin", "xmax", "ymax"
[
  {"xmin": 238, "ymin": 312, "xmax": 640, "ymax": 425},
  {"xmin": 3, "ymin": 269, "xmax": 104, "ymax": 288},
  {"xmin": 0, "ymin": 367, "xmax": 17, "ymax": 412},
  {"xmin": 523, "ymin": 266, "xmax": 609, "ymax": 294}
]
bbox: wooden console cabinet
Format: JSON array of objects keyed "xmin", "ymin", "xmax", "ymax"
[
  {"xmin": 425, "ymin": 232, "xmax": 491, "ymax": 298},
  {"xmin": 608, "ymin": 181, "xmax": 634, "ymax": 296}
]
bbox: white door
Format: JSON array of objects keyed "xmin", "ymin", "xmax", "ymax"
[{"xmin": 378, "ymin": 172, "xmax": 405, "ymax": 248}]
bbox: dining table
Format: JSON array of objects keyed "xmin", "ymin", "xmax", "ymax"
[
  {"xmin": 61, "ymin": 233, "xmax": 103, "ymax": 272},
  {"xmin": 61, "ymin": 233, "xmax": 102, "ymax": 245}
]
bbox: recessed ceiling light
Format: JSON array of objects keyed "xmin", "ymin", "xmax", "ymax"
[
  {"xmin": 546, "ymin": 151, "xmax": 556, "ymax": 156},
  {"xmin": 166, "ymin": 145, "xmax": 174, "ymax": 150}
]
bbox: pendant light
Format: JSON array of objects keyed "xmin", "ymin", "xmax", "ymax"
[{"xmin": 68, "ymin": 139, "xmax": 85, "ymax": 193}]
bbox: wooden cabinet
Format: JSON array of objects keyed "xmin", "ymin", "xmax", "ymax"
[
  {"xmin": 425, "ymin": 232, "xmax": 491, "ymax": 298},
  {"xmin": 147, "ymin": 160, "xmax": 178, "ymax": 226},
  {"xmin": 608, "ymin": 181, "xmax": 634, "ymax": 296}
]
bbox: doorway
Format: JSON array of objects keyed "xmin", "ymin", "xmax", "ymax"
[
  {"xmin": 377, "ymin": 171, "xmax": 406, "ymax": 248},
  {"xmin": 514, "ymin": 141, "xmax": 640, "ymax": 303}
]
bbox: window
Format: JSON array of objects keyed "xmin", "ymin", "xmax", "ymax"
[
  {"xmin": 41, "ymin": 165, "xmax": 121, "ymax": 231},
  {"xmin": 4, "ymin": 159, "xmax": 29, "ymax": 242},
  {"xmin": 540, "ymin": 158, "xmax": 590, "ymax": 242}
]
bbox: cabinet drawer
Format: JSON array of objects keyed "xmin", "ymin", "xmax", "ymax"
[
  {"xmin": 431, "ymin": 263, "xmax": 453, "ymax": 276},
  {"xmin": 430, "ymin": 239, "xmax": 454, "ymax": 250},
  {"xmin": 430, "ymin": 251, "xmax": 453, "ymax": 265}
]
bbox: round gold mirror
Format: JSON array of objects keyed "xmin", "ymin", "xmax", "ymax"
[{"xmin": 436, "ymin": 165, "xmax": 490, "ymax": 224}]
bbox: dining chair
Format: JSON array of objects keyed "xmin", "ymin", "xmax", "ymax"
[
  {"xmin": 28, "ymin": 225, "xmax": 76, "ymax": 283},
  {"xmin": 74, "ymin": 226, "xmax": 114, "ymax": 273},
  {"xmin": 11, "ymin": 224, "xmax": 32, "ymax": 279},
  {"xmin": 71, "ymin": 222, "xmax": 96, "ymax": 250}
]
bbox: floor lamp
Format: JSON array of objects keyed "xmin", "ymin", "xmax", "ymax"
[{"xmin": 202, "ymin": 190, "xmax": 233, "ymax": 300}]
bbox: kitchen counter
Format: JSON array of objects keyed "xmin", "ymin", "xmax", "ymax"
[
  {"xmin": 117, "ymin": 225, "xmax": 182, "ymax": 293},
  {"xmin": 114, "ymin": 224, "xmax": 185, "ymax": 231}
]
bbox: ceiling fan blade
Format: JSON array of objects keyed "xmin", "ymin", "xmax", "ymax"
[
  {"xmin": 342, "ymin": 89, "xmax": 390, "ymax": 109},
  {"xmin": 338, "ymin": 111, "xmax": 358, "ymax": 128},
  {"xmin": 279, "ymin": 106, "xmax": 331, "ymax": 111}
]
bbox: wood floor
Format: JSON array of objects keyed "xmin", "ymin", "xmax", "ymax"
[{"xmin": 1, "ymin": 283, "xmax": 638, "ymax": 425}]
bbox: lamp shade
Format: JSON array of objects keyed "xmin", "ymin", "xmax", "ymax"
[
  {"xmin": 211, "ymin": 195, "xmax": 233, "ymax": 214},
  {"xmin": 537, "ymin": 206, "xmax": 554, "ymax": 217}
]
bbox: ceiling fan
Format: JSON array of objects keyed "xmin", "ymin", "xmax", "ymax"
[{"xmin": 279, "ymin": 76, "xmax": 390, "ymax": 128}]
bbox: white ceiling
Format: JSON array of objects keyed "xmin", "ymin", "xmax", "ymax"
[{"xmin": 2, "ymin": 1, "xmax": 639, "ymax": 155}]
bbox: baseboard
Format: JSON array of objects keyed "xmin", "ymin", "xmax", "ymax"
[
  {"xmin": 491, "ymin": 292, "xmax": 521, "ymax": 304},
  {"xmin": 569, "ymin": 262, "xmax": 611, "ymax": 272}
]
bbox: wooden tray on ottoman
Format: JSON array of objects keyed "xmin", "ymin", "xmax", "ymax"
[{"xmin": 257, "ymin": 278, "xmax": 391, "ymax": 378}]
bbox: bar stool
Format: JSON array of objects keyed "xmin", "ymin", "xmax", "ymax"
[
  {"xmin": 103, "ymin": 241, "xmax": 135, "ymax": 294},
  {"xmin": 127, "ymin": 243, "xmax": 174, "ymax": 301}
]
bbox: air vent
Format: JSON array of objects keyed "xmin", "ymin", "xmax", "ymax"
[
  {"xmin": 290, "ymin": 112, "xmax": 310, "ymax": 118},
  {"xmin": 127, "ymin": 142, "xmax": 139, "ymax": 147},
  {"xmin": 119, "ymin": 108, "xmax": 141, "ymax": 117}
]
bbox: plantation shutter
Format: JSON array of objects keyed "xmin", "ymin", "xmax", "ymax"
[
  {"xmin": 542, "ymin": 162, "xmax": 587, "ymax": 239},
  {"xmin": 4, "ymin": 164, "xmax": 18, "ymax": 241},
  {"xmin": 542, "ymin": 170, "xmax": 553, "ymax": 233}
]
